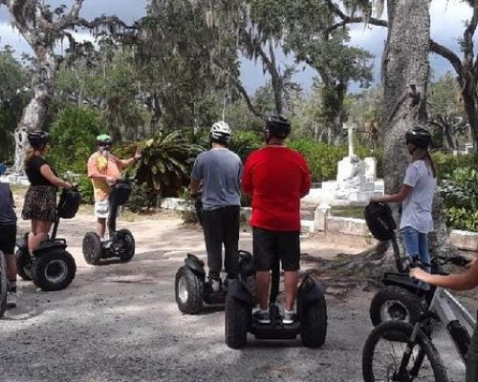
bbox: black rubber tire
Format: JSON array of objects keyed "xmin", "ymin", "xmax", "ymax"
[
  {"xmin": 15, "ymin": 248, "xmax": 33, "ymax": 281},
  {"xmin": 370, "ymin": 286, "xmax": 426, "ymax": 326},
  {"xmin": 32, "ymin": 250, "xmax": 76, "ymax": 292},
  {"xmin": 82, "ymin": 232, "xmax": 102, "ymax": 265},
  {"xmin": 0, "ymin": 251, "xmax": 7, "ymax": 318},
  {"xmin": 175, "ymin": 266, "xmax": 204, "ymax": 314},
  {"xmin": 117, "ymin": 229, "xmax": 135, "ymax": 262},
  {"xmin": 301, "ymin": 298, "xmax": 328, "ymax": 348},
  {"xmin": 362, "ymin": 321, "xmax": 449, "ymax": 382},
  {"xmin": 225, "ymin": 289, "xmax": 249, "ymax": 349}
]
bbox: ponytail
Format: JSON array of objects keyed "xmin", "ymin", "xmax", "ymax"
[
  {"xmin": 426, "ymin": 151, "xmax": 437, "ymax": 178},
  {"xmin": 24, "ymin": 147, "xmax": 37, "ymax": 168}
]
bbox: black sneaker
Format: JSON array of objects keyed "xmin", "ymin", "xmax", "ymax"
[
  {"xmin": 252, "ymin": 309, "xmax": 270, "ymax": 324},
  {"xmin": 223, "ymin": 276, "xmax": 236, "ymax": 291},
  {"xmin": 6, "ymin": 291, "xmax": 17, "ymax": 309}
]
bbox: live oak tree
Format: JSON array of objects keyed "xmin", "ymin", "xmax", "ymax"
[
  {"xmin": 316, "ymin": 0, "xmax": 450, "ymax": 276},
  {"xmin": 324, "ymin": 0, "xmax": 478, "ymax": 152},
  {"xmin": 1, "ymin": 0, "xmax": 134, "ymax": 173}
]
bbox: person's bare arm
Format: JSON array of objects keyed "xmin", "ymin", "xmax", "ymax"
[
  {"xmin": 411, "ymin": 259, "xmax": 478, "ymax": 291},
  {"xmin": 120, "ymin": 147, "xmax": 142, "ymax": 167},
  {"xmin": 371, "ymin": 184, "xmax": 412, "ymax": 204},
  {"xmin": 190, "ymin": 179, "xmax": 201, "ymax": 197},
  {"xmin": 40, "ymin": 164, "xmax": 72, "ymax": 189}
]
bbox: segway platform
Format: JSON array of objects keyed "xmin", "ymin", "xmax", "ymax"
[{"xmin": 225, "ymin": 272, "xmax": 328, "ymax": 349}]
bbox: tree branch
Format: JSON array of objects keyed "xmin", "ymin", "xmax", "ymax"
[
  {"xmin": 429, "ymin": 40, "xmax": 464, "ymax": 85},
  {"xmin": 213, "ymin": 58, "xmax": 264, "ymax": 120},
  {"xmin": 323, "ymin": 0, "xmax": 387, "ymax": 34},
  {"xmin": 54, "ymin": 0, "xmax": 84, "ymax": 30},
  {"xmin": 464, "ymin": 1, "xmax": 478, "ymax": 67}
]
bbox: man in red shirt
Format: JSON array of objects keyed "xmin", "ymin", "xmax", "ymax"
[{"xmin": 242, "ymin": 115, "xmax": 311, "ymax": 324}]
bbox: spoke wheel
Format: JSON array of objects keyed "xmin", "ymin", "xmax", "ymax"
[{"xmin": 362, "ymin": 321, "xmax": 448, "ymax": 382}]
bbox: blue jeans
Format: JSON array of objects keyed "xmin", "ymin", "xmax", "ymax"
[{"xmin": 400, "ymin": 227, "xmax": 431, "ymax": 272}]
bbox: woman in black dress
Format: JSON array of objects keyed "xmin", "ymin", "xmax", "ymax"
[{"xmin": 22, "ymin": 131, "xmax": 72, "ymax": 255}]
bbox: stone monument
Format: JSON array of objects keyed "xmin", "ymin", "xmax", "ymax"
[{"xmin": 303, "ymin": 123, "xmax": 383, "ymax": 205}]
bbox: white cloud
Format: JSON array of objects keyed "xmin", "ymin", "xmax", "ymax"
[{"xmin": 0, "ymin": 22, "xmax": 98, "ymax": 58}]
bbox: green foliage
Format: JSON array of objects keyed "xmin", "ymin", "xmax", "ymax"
[
  {"xmin": 125, "ymin": 183, "xmax": 151, "ymax": 213},
  {"xmin": 122, "ymin": 131, "xmax": 203, "ymax": 203},
  {"xmin": 77, "ymin": 175, "xmax": 94, "ymax": 205},
  {"xmin": 229, "ymin": 130, "xmax": 263, "ymax": 162},
  {"xmin": 432, "ymin": 152, "xmax": 478, "ymax": 179},
  {"xmin": 47, "ymin": 106, "xmax": 102, "ymax": 175},
  {"xmin": 440, "ymin": 167, "xmax": 478, "ymax": 232},
  {"xmin": 0, "ymin": 47, "xmax": 30, "ymax": 162}
]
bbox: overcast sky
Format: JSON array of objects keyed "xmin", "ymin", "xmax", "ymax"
[{"xmin": 0, "ymin": 0, "xmax": 475, "ymax": 94}]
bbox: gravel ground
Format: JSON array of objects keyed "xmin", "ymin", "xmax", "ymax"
[{"xmin": 0, "ymin": 212, "xmax": 469, "ymax": 382}]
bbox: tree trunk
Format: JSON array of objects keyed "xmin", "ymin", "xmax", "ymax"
[
  {"xmin": 316, "ymin": 0, "xmax": 435, "ymax": 278},
  {"xmin": 268, "ymin": 42, "xmax": 284, "ymax": 116},
  {"xmin": 13, "ymin": 47, "xmax": 57, "ymax": 174},
  {"xmin": 462, "ymin": 87, "xmax": 478, "ymax": 151},
  {"xmin": 332, "ymin": 83, "xmax": 346, "ymax": 146}
]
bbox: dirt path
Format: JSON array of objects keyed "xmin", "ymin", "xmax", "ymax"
[{"xmin": 1, "ymin": 212, "xmax": 467, "ymax": 381}]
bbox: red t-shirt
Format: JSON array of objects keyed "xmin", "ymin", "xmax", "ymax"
[{"xmin": 242, "ymin": 146, "xmax": 311, "ymax": 231}]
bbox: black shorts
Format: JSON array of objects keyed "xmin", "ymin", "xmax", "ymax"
[
  {"xmin": 253, "ymin": 227, "xmax": 300, "ymax": 272},
  {"xmin": 0, "ymin": 224, "xmax": 17, "ymax": 255}
]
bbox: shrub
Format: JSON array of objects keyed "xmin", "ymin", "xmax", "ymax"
[
  {"xmin": 77, "ymin": 175, "xmax": 94, "ymax": 205},
  {"xmin": 119, "ymin": 131, "xmax": 203, "ymax": 207},
  {"xmin": 440, "ymin": 167, "xmax": 478, "ymax": 232},
  {"xmin": 48, "ymin": 106, "xmax": 102, "ymax": 176},
  {"xmin": 229, "ymin": 130, "xmax": 262, "ymax": 162},
  {"xmin": 125, "ymin": 182, "xmax": 151, "ymax": 213},
  {"xmin": 432, "ymin": 151, "xmax": 478, "ymax": 179}
]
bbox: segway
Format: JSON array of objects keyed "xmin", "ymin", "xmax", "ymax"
[
  {"xmin": 365, "ymin": 202, "xmax": 433, "ymax": 326},
  {"xmin": 82, "ymin": 179, "xmax": 135, "ymax": 265},
  {"xmin": 15, "ymin": 187, "xmax": 80, "ymax": 291},
  {"xmin": 225, "ymin": 254, "xmax": 328, "ymax": 349},
  {"xmin": 175, "ymin": 250, "xmax": 253, "ymax": 315}
]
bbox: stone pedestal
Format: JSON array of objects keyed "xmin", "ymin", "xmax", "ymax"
[{"xmin": 314, "ymin": 203, "xmax": 331, "ymax": 232}]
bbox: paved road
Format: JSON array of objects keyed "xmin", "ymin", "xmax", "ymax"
[{"xmin": 1, "ymin": 214, "xmax": 466, "ymax": 381}]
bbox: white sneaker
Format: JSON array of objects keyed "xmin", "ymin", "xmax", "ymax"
[
  {"xmin": 6, "ymin": 291, "xmax": 17, "ymax": 309},
  {"xmin": 283, "ymin": 310, "xmax": 296, "ymax": 325}
]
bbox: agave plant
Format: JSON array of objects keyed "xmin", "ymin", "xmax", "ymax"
[{"xmin": 119, "ymin": 131, "xmax": 203, "ymax": 203}]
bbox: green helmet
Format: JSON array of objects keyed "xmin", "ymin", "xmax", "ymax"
[{"xmin": 96, "ymin": 134, "xmax": 113, "ymax": 146}]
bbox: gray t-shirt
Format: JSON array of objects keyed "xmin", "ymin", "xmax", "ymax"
[
  {"xmin": 191, "ymin": 148, "xmax": 243, "ymax": 211},
  {"xmin": 0, "ymin": 182, "xmax": 17, "ymax": 225},
  {"xmin": 400, "ymin": 160, "xmax": 437, "ymax": 233}
]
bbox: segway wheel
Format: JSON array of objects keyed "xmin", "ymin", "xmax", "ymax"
[
  {"xmin": 117, "ymin": 229, "xmax": 135, "ymax": 262},
  {"xmin": 369, "ymin": 286, "xmax": 425, "ymax": 327},
  {"xmin": 225, "ymin": 287, "xmax": 250, "ymax": 349},
  {"xmin": 82, "ymin": 232, "xmax": 102, "ymax": 265},
  {"xmin": 301, "ymin": 295, "xmax": 328, "ymax": 348},
  {"xmin": 16, "ymin": 248, "xmax": 33, "ymax": 281},
  {"xmin": 32, "ymin": 250, "xmax": 76, "ymax": 291},
  {"xmin": 0, "ymin": 251, "xmax": 7, "ymax": 318},
  {"xmin": 175, "ymin": 266, "xmax": 204, "ymax": 314}
]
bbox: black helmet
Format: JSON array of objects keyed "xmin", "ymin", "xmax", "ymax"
[
  {"xmin": 27, "ymin": 131, "xmax": 50, "ymax": 150},
  {"xmin": 265, "ymin": 114, "xmax": 291, "ymax": 139},
  {"xmin": 405, "ymin": 127, "xmax": 432, "ymax": 149}
]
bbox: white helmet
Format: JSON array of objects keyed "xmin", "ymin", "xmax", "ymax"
[{"xmin": 210, "ymin": 121, "xmax": 232, "ymax": 143}]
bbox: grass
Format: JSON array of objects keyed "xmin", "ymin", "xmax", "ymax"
[{"xmin": 331, "ymin": 206, "xmax": 365, "ymax": 219}]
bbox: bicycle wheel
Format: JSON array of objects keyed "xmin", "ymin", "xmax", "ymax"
[
  {"xmin": 362, "ymin": 321, "xmax": 448, "ymax": 382},
  {"xmin": 0, "ymin": 251, "xmax": 7, "ymax": 318}
]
